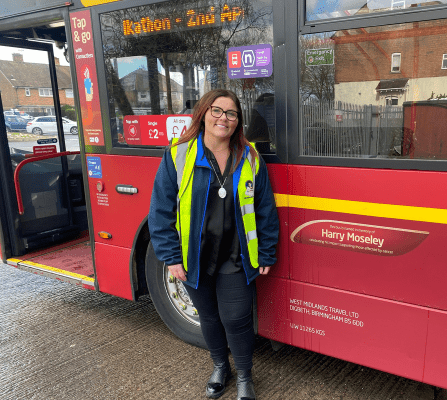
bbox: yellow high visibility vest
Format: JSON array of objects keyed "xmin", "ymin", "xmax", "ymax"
[{"xmin": 171, "ymin": 137, "xmax": 260, "ymax": 272}]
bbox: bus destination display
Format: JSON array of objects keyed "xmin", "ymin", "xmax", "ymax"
[{"xmin": 122, "ymin": 4, "xmax": 245, "ymax": 37}]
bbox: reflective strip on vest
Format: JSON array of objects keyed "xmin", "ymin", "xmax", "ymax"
[
  {"xmin": 241, "ymin": 204, "xmax": 255, "ymax": 216},
  {"xmin": 171, "ymin": 139, "xmax": 260, "ymax": 270},
  {"xmin": 171, "ymin": 138, "xmax": 196, "ymax": 272}
]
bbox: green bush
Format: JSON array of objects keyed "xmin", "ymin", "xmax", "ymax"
[{"xmin": 60, "ymin": 105, "xmax": 77, "ymax": 121}]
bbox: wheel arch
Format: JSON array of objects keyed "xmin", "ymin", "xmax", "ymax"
[{"xmin": 130, "ymin": 216, "xmax": 150, "ymax": 301}]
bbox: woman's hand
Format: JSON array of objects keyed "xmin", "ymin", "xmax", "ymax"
[
  {"xmin": 168, "ymin": 264, "xmax": 187, "ymax": 281},
  {"xmin": 259, "ymin": 266, "xmax": 270, "ymax": 275}
]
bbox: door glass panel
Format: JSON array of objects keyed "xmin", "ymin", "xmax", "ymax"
[
  {"xmin": 0, "ymin": 46, "xmax": 80, "ymax": 155},
  {"xmin": 299, "ymin": 19, "xmax": 447, "ymax": 160},
  {"xmin": 0, "ymin": 45, "xmax": 83, "ymax": 240},
  {"xmin": 101, "ymin": 0, "xmax": 275, "ymax": 154}
]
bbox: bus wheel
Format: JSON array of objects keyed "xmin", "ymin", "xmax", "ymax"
[{"xmin": 145, "ymin": 242, "xmax": 207, "ymax": 349}]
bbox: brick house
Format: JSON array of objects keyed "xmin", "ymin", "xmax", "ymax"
[
  {"xmin": 333, "ymin": 19, "xmax": 447, "ymax": 106},
  {"xmin": 0, "ymin": 53, "xmax": 74, "ymax": 116},
  {"xmin": 119, "ymin": 67, "xmax": 184, "ymax": 114}
]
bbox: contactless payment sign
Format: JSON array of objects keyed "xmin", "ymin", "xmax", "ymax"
[
  {"xmin": 123, "ymin": 115, "xmax": 192, "ymax": 146},
  {"xmin": 227, "ymin": 44, "xmax": 273, "ymax": 79},
  {"xmin": 70, "ymin": 10, "xmax": 105, "ymax": 147}
]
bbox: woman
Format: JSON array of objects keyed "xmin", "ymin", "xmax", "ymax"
[{"xmin": 148, "ymin": 89, "xmax": 279, "ymax": 400}]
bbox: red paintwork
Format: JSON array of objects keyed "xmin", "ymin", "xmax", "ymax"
[
  {"xmin": 290, "ymin": 164, "xmax": 447, "ymax": 209},
  {"xmin": 87, "ymin": 154, "xmax": 161, "ymax": 299},
  {"xmin": 87, "ymin": 154, "xmax": 159, "ymax": 248},
  {"xmin": 288, "ymin": 165, "xmax": 447, "ymax": 310},
  {"xmin": 257, "ymin": 164, "xmax": 447, "ymax": 389},
  {"xmin": 85, "ymin": 155, "xmax": 447, "ymax": 388},
  {"xmin": 95, "ymin": 242, "xmax": 132, "ymax": 300},
  {"xmin": 424, "ymin": 308, "xmax": 447, "ymax": 387},
  {"xmin": 266, "ymin": 164, "xmax": 289, "ymax": 280},
  {"xmin": 258, "ymin": 277, "xmax": 428, "ymax": 382}
]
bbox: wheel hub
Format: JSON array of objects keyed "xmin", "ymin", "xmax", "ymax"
[{"xmin": 164, "ymin": 266, "xmax": 200, "ymax": 326}]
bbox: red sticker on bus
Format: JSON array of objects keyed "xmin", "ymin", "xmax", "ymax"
[
  {"xmin": 33, "ymin": 145, "xmax": 57, "ymax": 156},
  {"xmin": 290, "ymin": 220, "xmax": 429, "ymax": 257},
  {"xmin": 123, "ymin": 116, "xmax": 142, "ymax": 145},
  {"xmin": 122, "ymin": 115, "xmax": 192, "ymax": 146},
  {"xmin": 70, "ymin": 10, "xmax": 105, "ymax": 147}
]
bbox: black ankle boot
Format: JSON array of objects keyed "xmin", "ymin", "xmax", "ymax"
[
  {"xmin": 236, "ymin": 369, "xmax": 256, "ymax": 400},
  {"xmin": 205, "ymin": 359, "xmax": 232, "ymax": 398}
]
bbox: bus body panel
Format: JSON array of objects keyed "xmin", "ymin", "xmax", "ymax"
[
  {"xmin": 256, "ymin": 276, "xmax": 292, "ymax": 344},
  {"xmin": 95, "ymin": 242, "xmax": 132, "ymax": 300},
  {"xmin": 423, "ymin": 308, "xmax": 447, "ymax": 388},
  {"xmin": 257, "ymin": 276, "xmax": 429, "ymax": 383},
  {"xmin": 87, "ymin": 154, "xmax": 160, "ymax": 248},
  {"xmin": 290, "ymin": 164, "xmax": 447, "ymax": 209},
  {"xmin": 266, "ymin": 164, "xmax": 289, "ymax": 280},
  {"xmin": 288, "ymin": 165, "xmax": 447, "ymax": 311},
  {"xmin": 87, "ymin": 154, "xmax": 161, "ymax": 300}
]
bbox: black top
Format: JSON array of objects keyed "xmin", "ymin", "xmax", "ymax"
[{"xmin": 200, "ymin": 142, "xmax": 242, "ymax": 276}]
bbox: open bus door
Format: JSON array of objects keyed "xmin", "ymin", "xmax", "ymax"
[{"xmin": 0, "ymin": 38, "xmax": 94, "ymax": 289}]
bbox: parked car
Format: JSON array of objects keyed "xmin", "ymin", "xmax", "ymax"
[
  {"xmin": 26, "ymin": 116, "xmax": 78, "ymax": 135},
  {"xmin": 5, "ymin": 116, "xmax": 28, "ymax": 132},
  {"xmin": 4, "ymin": 110, "xmax": 33, "ymax": 121}
]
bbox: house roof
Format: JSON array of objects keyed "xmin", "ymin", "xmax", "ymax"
[
  {"xmin": 0, "ymin": 60, "xmax": 72, "ymax": 89},
  {"xmin": 375, "ymin": 78, "xmax": 409, "ymax": 92},
  {"xmin": 120, "ymin": 67, "xmax": 183, "ymax": 92}
]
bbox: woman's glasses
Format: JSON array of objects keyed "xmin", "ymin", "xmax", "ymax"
[{"xmin": 209, "ymin": 106, "xmax": 239, "ymax": 121}]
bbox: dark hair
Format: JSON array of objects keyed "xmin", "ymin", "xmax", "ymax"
[{"xmin": 173, "ymin": 89, "xmax": 257, "ymax": 171}]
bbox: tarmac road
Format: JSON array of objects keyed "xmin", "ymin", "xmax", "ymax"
[{"xmin": 0, "ymin": 263, "xmax": 443, "ymax": 400}]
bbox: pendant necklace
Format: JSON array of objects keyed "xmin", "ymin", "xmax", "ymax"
[{"xmin": 209, "ymin": 157, "xmax": 228, "ymax": 199}]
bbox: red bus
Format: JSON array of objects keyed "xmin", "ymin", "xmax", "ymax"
[{"xmin": 2, "ymin": 0, "xmax": 447, "ymax": 394}]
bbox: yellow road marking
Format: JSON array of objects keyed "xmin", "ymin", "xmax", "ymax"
[{"xmin": 274, "ymin": 193, "xmax": 447, "ymax": 224}]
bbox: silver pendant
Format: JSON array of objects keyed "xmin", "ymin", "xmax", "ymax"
[{"xmin": 218, "ymin": 187, "xmax": 227, "ymax": 198}]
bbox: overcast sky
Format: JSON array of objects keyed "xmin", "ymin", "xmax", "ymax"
[{"xmin": 0, "ymin": 44, "xmax": 69, "ymax": 66}]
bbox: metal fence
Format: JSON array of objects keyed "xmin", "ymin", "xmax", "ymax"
[{"xmin": 301, "ymin": 100, "xmax": 403, "ymax": 157}]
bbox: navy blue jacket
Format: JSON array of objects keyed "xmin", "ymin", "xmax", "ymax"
[{"xmin": 148, "ymin": 134, "xmax": 279, "ymax": 289}]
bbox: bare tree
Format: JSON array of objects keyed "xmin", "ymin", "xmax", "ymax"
[{"xmin": 299, "ymin": 34, "xmax": 335, "ymax": 102}]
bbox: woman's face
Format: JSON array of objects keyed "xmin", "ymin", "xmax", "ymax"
[{"xmin": 203, "ymin": 96, "xmax": 239, "ymax": 143}]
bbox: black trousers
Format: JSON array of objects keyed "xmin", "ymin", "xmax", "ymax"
[{"xmin": 186, "ymin": 271, "xmax": 255, "ymax": 370}]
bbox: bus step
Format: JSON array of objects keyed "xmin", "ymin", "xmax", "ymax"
[{"xmin": 23, "ymin": 226, "xmax": 80, "ymax": 251}]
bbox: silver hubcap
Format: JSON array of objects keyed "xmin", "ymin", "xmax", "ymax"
[{"xmin": 163, "ymin": 265, "xmax": 200, "ymax": 326}]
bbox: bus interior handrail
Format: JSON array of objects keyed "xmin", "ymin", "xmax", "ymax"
[{"xmin": 13, "ymin": 151, "xmax": 81, "ymax": 215}]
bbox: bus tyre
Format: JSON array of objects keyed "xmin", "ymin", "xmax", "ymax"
[{"xmin": 145, "ymin": 242, "xmax": 207, "ymax": 349}]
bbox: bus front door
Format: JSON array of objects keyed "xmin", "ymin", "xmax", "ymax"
[{"xmin": 0, "ymin": 38, "xmax": 92, "ymax": 287}]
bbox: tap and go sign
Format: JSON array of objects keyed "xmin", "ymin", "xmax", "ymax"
[
  {"xmin": 70, "ymin": 10, "xmax": 105, "ymax": 147},
  {"xmin": 227, "ymin": 44, "xmax": 273, "ymax": 79},
  {"xmin": 123, "ymin": 115, "xmax": 192, "ymax": 146}
]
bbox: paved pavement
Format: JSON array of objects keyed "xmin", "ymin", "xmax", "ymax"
[{"xmin": 0, "ymin": 263, "xmax": 442, "ymax": 400}]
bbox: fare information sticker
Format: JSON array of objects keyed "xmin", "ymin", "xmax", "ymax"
[{"xmin": 123, "ymin": 115, "xmax": 192, "ymax": 146}]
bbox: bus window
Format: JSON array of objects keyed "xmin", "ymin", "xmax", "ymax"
[
  {"xmin": 306, "ymin": 0, "xmax": 447, "ymax": 21},
  {"xmin": 299, "ymin": 18, "xmax": 447, "ymax": 160},
  {"xmin": 100, "ymin": 0, "xmax": 275, "ymax": 154}
]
